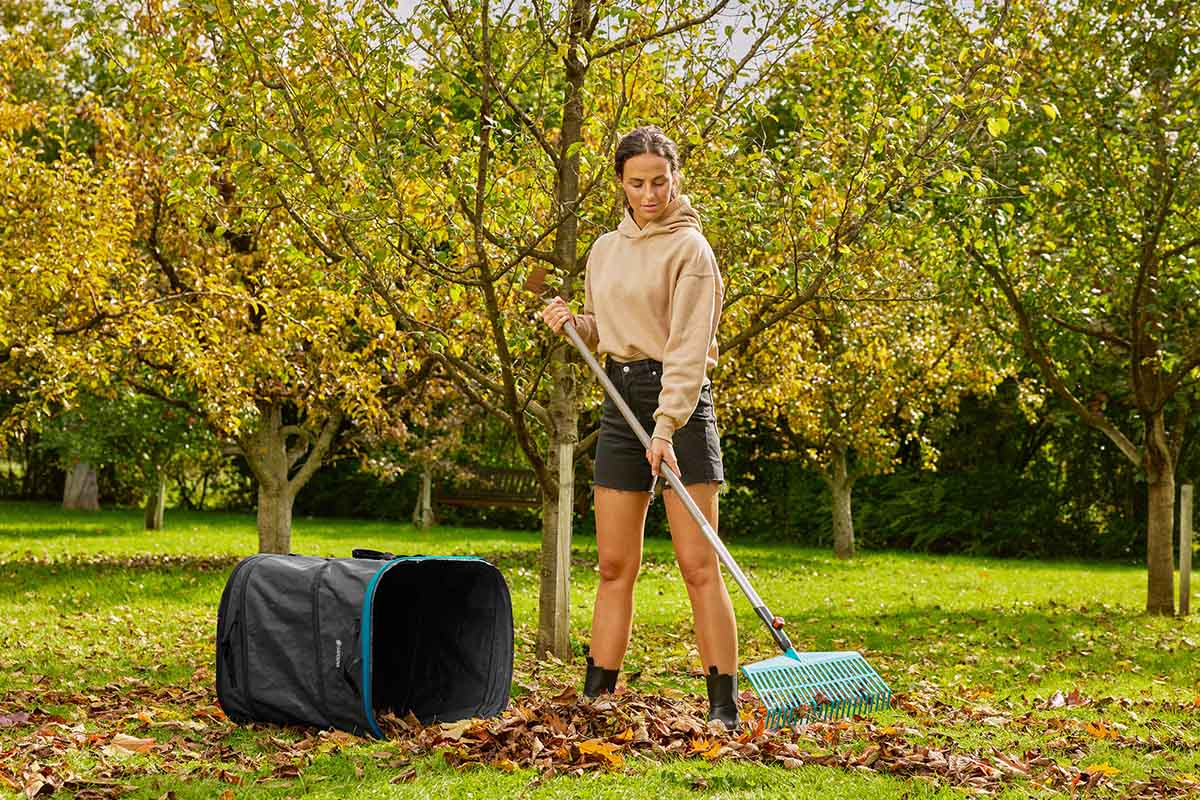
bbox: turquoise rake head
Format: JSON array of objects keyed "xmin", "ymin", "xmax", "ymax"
[{"xmin": 743, "ymin": 649, "xmax": 892, "ymax": 729}]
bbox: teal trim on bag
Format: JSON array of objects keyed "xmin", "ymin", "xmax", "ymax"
[{"xmin": 360, "ymin": 556, "xmax": 487, "ymax": 739}]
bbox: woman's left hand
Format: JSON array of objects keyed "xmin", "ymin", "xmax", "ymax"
[{"xmin": 647, "ymin": 437, "xmax": 679, "ymax": 479}]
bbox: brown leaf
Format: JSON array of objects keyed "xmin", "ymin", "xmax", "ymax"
[
  {"xmin": 0, "ymin": 712, "xmax": 31, "ymax": 727},
  {"xmin": 577, "ymin": 738, "xmax": 624, "ymax": 768},
  {"xmin": 23, "ymin": 775, "xmax": 51, "ymax": 799},
  {"xmin": 550, "ymin": 686, "xmax": 577, "ymax": 704},
  {"xmin": 438, "ymin": 719, "xmax": 475, "ymax": 741},
  {"xmin": 110, "ymin": 733, "xmax": 156, "ymax": 753}
]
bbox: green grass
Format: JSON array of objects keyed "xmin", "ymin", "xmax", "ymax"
[{"xmin": 1, "ymin": 499, "xmax": 1198, "ymax": 798}]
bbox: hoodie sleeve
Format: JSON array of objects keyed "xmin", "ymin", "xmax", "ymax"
[
  {"xmin": 652, "ymin": 238, "xmax": 722, "ymax": 441},
  {"xmin": 573, "ymin": 256, "xmax": 600, "ymax": 351}
]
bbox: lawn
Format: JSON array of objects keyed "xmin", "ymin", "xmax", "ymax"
[{"xmin": 1, "ymin": 499, "xmax": 1197, "ymax": 798}]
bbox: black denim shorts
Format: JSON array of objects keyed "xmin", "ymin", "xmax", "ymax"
[{"xmin": 594, "ymin": 358, "xmax": 724, "ymax": 493}]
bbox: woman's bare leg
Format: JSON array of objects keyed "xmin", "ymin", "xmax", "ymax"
[
  {"xmin": 664, "ymin": 482, "xmax": 737, "ymax": 674},
  {"xmin": 588, "ymin": 486, "xmax": 652, "ymax": 669}
]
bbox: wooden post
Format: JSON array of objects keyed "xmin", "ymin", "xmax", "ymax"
[{"xmin": 1181, "ymin": 484, "xmax": 1193, "ymax": 617}]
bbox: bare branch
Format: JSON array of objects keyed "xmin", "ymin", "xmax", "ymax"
[{"xmin": 589, "ymin": 0, "xmax": 732, "ymax": 60}]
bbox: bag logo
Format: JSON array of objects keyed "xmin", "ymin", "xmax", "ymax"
[{"xmin": 335, "ymin": 639, "xmax": 343, "ymax": 669}]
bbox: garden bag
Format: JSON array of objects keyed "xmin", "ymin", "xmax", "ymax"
[{"xmin": 215, "ymin": 550, "xmax": 513, "ymax": 738}]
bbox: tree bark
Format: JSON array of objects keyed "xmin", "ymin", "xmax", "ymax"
[
  {"xmin": 62, "ymin": 461, "xmax": 100, "ymax": 511},
  {"xmin": 1143, "ymin": 410, "xmax": 1176, "ymax": 614},
  {"xmin": 412, "ymin": 464, "xmax": 435, "ymax": 529},
  {"xmin": 538, "ymin": 350, "xmax": 578, "ymax": 659},
  {"xmin": 532, "ymin": 0, "xmax": 589, "ymax": 661},
  {"xmin": 144, "ymin": 469, "xmax": 166, "ymax": 530},
  {"xmin": 257, "ymin": 481, "xmax": 293, "ymax": 554},
  {"xmin": 827, "ymin": 447, "xmax": 856, "ymax": 560},
  {"xmin": 239, "ymin": 402, "xmax": 342, "ymax": 554}
]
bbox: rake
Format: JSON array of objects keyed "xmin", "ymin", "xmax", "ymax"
[{"xmin": 557, "ymin": 315, "xmax": 892, "ymax": 729}]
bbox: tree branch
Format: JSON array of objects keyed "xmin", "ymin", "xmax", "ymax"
[
  {"xmin": 1046, "ymin": 312, "xmax": 1132, "ymax": 350},
  {"xmin": 588, "ymin": 0, "xmax": 732, "ymax": 60},
  {"xmin": 966, "ymin": 243, "xmax": 1141, "ymax": 465},
  {"xmin": 288, "ymin": 411, "xmax": 344, "ymax": 496}
]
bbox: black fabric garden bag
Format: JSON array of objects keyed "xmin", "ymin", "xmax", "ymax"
[{"xmin": 215, "ymin": 550, "xmax": 513, "ymax": 737}]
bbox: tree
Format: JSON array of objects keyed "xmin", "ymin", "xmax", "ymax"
[
  {"xmin": 961, "ymin": 0, "xmax": 1200, "ymax": 613},
  {"xmin": 37, "ymin": 389, "xmax": 220, "ymax": 528},
  {"xmin": 701, "ymin": 0, "xmax": 1027, "ymax": 557},
  {"xmin": 0, "ymin": 2, "xmax": 140, "ymax": 464},
  {"xmin": 2, "ymin": 0, "xmax": 437, "ymax": 553},
  {"xmin": 735, "ymin": 253, "xmax": 1007, "ymax": 558},
  {"xmin": 93, "ymin": 0, "xmax": 1028, "ymax": 654},
  {"xmin": 128, "ymin": 0, "xmax": 832, "ymax": 658}
]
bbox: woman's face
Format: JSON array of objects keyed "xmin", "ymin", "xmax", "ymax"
[{"xmin": 620, "ymin": 153, "xmax": 676, "ymax": 228}]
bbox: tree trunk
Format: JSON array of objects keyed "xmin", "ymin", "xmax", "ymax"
[
  {"xmin": 1144, "ymin": 411, "xmax": 1176, "ymax": 614},
  {"xmin": 144, "ymin": 469, "xmax": 166, "ymax": 530},
  {"xmin": 827, "ymin": 447, "xmax": 856, "ymax": 560},
  {"xmin": 537, "ymin": 351, "xmax": 578, "ymax": 659},
  {"xmin": 239, "ymin": 402, "xmax": 342, "ymax": 555},
  {"xmin": 412, "ymin": 464, "xmax": 435, "ymax": 529},
  {"xmin": 257, "ymin": 481, "xmax": 293, "ymax": 554},
  {"xmin": 62, "ymin": 461, "xmax": 100, "ymax": 511},
  {"xmin": 534, "ymin": 0, "xmax": 588, "ymax": 661}
]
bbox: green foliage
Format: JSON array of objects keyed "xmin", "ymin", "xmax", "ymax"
[{"xmin": 36, "ymin": 390, "xmax": 219, "ymax": 501}]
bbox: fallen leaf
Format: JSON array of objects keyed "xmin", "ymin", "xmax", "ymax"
[
  {"xmin": 388, "ymin": 764, "xmax": 417, "ymax": 782},
  {"xmin": 0, "ymin": 712, "xmax": 31, "ymax": 727},
  {"xmin": 1086, "ymin": 762, "xmax": 1120, "ymax": 777},
  {"xmin": 578, "ymin": 738, "xmax": 624, "ymax": 768},
  {"xmin": 1084, "ymin": 721, "xmax": 1118, "ymax": 740},
  {"xmin": 111, "ymin": 733, "xmax": 156, "ymax": 753},
  {"xmin": 23, "ymin": 775, "xmax": 52, "ymax": 799},
  {"xmin": 439, "ymin": 719, "xmax": 475, "ymax": 741}
]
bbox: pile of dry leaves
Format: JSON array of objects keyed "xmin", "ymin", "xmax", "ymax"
[
  {"xmin": 377, "ymin": 681, "xmax": 1197, "ymax": 797},
  {"xmin": 3, "ymin": 674, "xmax": 1197, "ymax": 799}
]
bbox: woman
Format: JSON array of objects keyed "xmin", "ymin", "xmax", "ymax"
[{"xmin": 541, "ymin": 125, "xmax": 738, "ymax": 729}]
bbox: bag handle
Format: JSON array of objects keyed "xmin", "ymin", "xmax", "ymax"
[{"xmin": 351, "ymin": 548, "xmax": 397, "ymax": 560}]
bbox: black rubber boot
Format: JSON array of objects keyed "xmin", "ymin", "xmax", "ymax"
[
  {"xmin": 583, "ymin": 656, "xmax": 619, "ymax": 697},
  {"xmin": 705, "ymin": 666, "xmax": 739, "ymax": 731}
]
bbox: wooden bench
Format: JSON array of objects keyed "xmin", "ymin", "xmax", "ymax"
[{"xmin": 434, "ymin": 466, "xmax": 542, "ymax": 509}]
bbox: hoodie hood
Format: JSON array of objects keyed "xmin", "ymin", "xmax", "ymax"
[{"xmin": 617, "ymin": 193, "xmax": 702, "ymax": 239}]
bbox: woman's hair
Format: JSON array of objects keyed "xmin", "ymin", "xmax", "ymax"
[{"xmin": 614, "ymin": 125, "xmax": 683, "ymax": 214}]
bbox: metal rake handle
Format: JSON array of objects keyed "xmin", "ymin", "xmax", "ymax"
[{"xmin": 558, "ymin": 315, "xmax": 794, "ymax": 655}]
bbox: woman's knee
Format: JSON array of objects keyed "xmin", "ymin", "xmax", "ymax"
[
  {"xmin": 677, "ymin": 555, "xmax": 719, "ymax": 590},
  {"xmin": 597, "ymin": 554, "xmax": 640, "ymax": 586}
]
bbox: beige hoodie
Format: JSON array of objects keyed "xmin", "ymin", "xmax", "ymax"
[{"xmin": 573, "ymin": 194, "xmax": 723, "ymax": 442}]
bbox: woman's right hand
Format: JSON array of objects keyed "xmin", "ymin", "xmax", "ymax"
[{"xmin": 541, "ymin": 296, "xmax": 574, "ymax": 335}]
